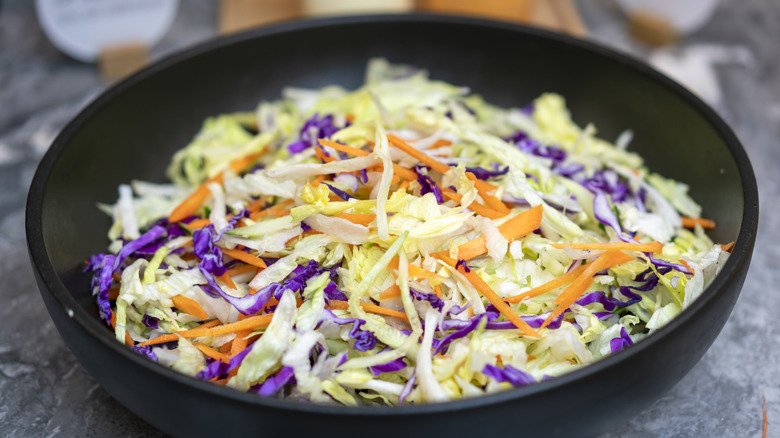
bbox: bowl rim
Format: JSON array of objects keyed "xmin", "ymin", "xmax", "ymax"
[{"xmin": 26, "ymin": 12, "xmax": 759, "ymax": 417}]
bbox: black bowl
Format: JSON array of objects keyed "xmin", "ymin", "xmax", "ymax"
[{"xmin": 26, "ymin": 14, "xmax": 758, "ymax": 438}]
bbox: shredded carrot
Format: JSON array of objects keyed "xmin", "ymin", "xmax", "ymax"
[
  {"xmin": 171, "ymin": 295, "xmax": 210, "ymax": 320},
  {"xmin": 505, "ymin": 264, "xmax": 589, "ymax": 304},
  {"xmin": 328, "ymin": 300, "xmax": 409, "ymax": 321},
  {"xmin": 220, "ymin": 340, "xmax": 233, "ymax": 354},
  {"xmin": 217, "ymin": 272, "xmax": 237, "ymax": 290},
  {"xmin": 681, "ymin": 216, "xmax": 716, "ymax": 229},
  {"xmin": 221, "ymin": 247, "xmax": 267, "ymax": 269},
  {"xmin": 550, "ymin": 241, "xmax": 663, "ymax": 253},
  {"xmin": 184, "ymin": 218, "xmax": 211, "ymax": 230},
  {"xmin": 427, "ymin": 139, "xmax": 452, "ymax": 149},
  {"xmin": 679, "ymin": 259, "xmax": 695, "ymax": 275},
  {"xmin": 168, "ymin": 150, "xmax": 267, "ymax": 223},
  {"xmin": 720, "ymin": 241, "xmax": 735, "ymax": 252},
  {"xmin": 378, "ymin": 285, "xmax": 401, "ymax": 300},
  {"xmin": 138, "ymin": 314, "xmax": 273, "ymax": 347},
  {"xmin": 227, "ymin": 150, "xmax": 268, "ymax": 174},
  {"xmin": 246, "ymin": 195, "xmax": 273, "ymax": 213},
  {"xmin": 315, "ymin": 145, "xmax": 337, "ymax": 163},
  {"xmin": 542, "ymin": 251, "xmax": 634, "ymax": 328},
  {"xmin": 434, "ymin": 204, "xmax": 543, "ymax": 261},
  {"xmin": 334, "ymin": 213, "xmax": 376, "ymax": 226},
  {"xmin": 168, "ymin": 174, "xmax": 223, "ymax": 223},
  {"xmin": 439, "ymin": 255, "xmax": 539, "ymax": 337},
  {"xmin": 433, "ymin": 283, "xmax": 443, "ymax": 298},
  {"xmin": 107, "ymin": 287, "xmax": 120, "ymax": 301},
  {"xmin": 249, "ymin": 198, "xmax": 295, "ymax": 221},
  {"xmin": 387, "ymin": 133, "xmax": 451, "ymax": 174},
  {"xmin": 193, "ymin": 342, "xmax": 229, "ymax": 363},
  {"xmin": 476, "ymin": 188, "xmax": 510, "ymax": 215},
  {"xmin": 225, "ymin": 264, "xmax": 259, "ymax": 278},
  {"xmin": 110, "ymin": 311, "xmax": 134, "ymax": 346},
  {"xmin": 388, "ymin": 257, "xmax": 447, "ymax": 283},
  {"xmin": 441, "ymin": 189, "xmax": 505, "ymax": 219}
]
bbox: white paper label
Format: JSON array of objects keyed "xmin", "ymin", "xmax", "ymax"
[{"xmin": 36, "ymin": 0, "xmax": 179, "ymax": 62}]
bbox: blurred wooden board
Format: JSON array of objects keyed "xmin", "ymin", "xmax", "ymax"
[
  {"xmin": 220, "ymin": 0, "xmax": 301, "ymax": 34},
  {"xmin": 418, "ymin": 0, "xmax": 533, "ymax": 23},
  {"xmin": 98, "ymin": 43, "xmax": 147, "ymax": 81},
  {"xmin": 218, "ymin": 0, "xmax": 587, "ymax": 36},
  {"xmin": 530, "ymin": 0, "xmax": 587, "ymax": 36}
]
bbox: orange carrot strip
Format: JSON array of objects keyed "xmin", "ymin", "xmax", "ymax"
[
  {"xmin": 433, "ymin": 284, "xmax": 443, "ymax": 298},
  {"xmin": 334, "ymin": 213, "xmax": 376, "ymax": 226},
  {"xmin": 107, "ymin": 288, "xmax": 120, "ymax": 301},
  {"xmin": 378, "ymin": 285, "xmax": 401, "ymax": 300},
  {"xmin": 225, "ymin": 264, "xmax": 259, "ymax": 278},
  {"xmin": 138, "ymin": 314, "xmax": 273, "ymax": 347},
  {"xmin": 439, "ymin": 255, "xmax": 539, "ymax": 338},
  {"xmin": 318, "ymin": 139, "xmax": 370, "ymax": 157},
  {"xmin": 320, "ymin": 140, "xmax": 420, "ymax": 182},
  {"xmin": 505, "ymin": 264, "xmax": 589, "ymax": 304},
  {"xmin": 168, "ymin": 150, "xmax": 267, "ymax": 223},
  {"xmin": 441, "ymin": 189, "xmax": 504, "ymax": 219},
  {"xmin": 169, "ymin": 174, "xmax": 223, "ymax": 223},
  {"xmin": 720, "ymin": 241, "xmax": 735, "ymax": 252},
  {"xmin": 217, "ymin": 273, "xmax": 237, "ymax": 290},
  {"xmin": 247, "ymin": 195, "xmax": 273, "ymax": 213},
  {"xmin": 315, "ymin": 146, "xmax": 337, "ymax": 163},
  {"xmin": 110, "ymin": 311, "xmax": 134, "ymax": 346},
  {"xmin": 328, "ymin": 300, "xmax": 409, "ymax": 322},
  {"xmin": 550, "ymin": 241, "xmax": 663, "ymax": 253},
  {"xmin": 184, "ymin": 218, "xmax": 211, "ymax": 230},
  {"xmin": 227, "ymin": 149, "xmax": 267, "ymax": 174},
  {"xmin": 542, "ymin": 251, "xmax": 634, "ymax": 328},
  {"xmin": 387, "ymin": 133, "xmax": 451, "ymax": 174},
  {"xmin": 434, "ymin": 204, "xmax": 543, "ymax": 261},
  {"xmin": 221, "ymin": 248, "xmax": 267, "ymax": 269},
  {"xmin": 387, "ymin": 258, "xmax": 447, "ymax": 283},
  {"xmin": 427, "ymin": 139, "xmax": 452, "ymax": 149},
  {"xmin": 681, "ymin": 216, "xmax": 716, "ymax": 229},
  {"xmin": 678, "ymin": 259, "xmax": 695, "ymax": 275},
  {"xmin": 193, "ymin": 342, "xmax": 229, "ymax": 363},
  {"xmin": 172, "ymin": 295, "xmax": 210, "ymax": 320}
]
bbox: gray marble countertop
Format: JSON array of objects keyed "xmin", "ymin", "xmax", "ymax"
[{"xmin": 1, "ymin": 0, "xmax": 777, "ymax": 436}]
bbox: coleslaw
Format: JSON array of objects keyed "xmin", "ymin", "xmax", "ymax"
[{"xmin": 85, "ymin": 59, "xmax": 731, "ymax": 405}]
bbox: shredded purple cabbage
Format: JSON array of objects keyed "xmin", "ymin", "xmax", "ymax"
[
  {"xmin": 196, "ymin": 347, "xmax": 252, "ymax": 381},
  {"xmin": 287, "ymin": 113, "xmax": 344, "ymax": 154},
  {"xmin": 466, "ymin": 165, "xmax": 509, "ymax": 180},
  {"xmin": 410, "ymin": 288, "xmax": 444, "ymax": 311},
  {"xmin": 582, "ymin": 169, "xmax": 631, "ymax": 203},
  {"xmin": 131, "ymin": 345, "xmax": 158, "ymax": 361},
  {"xmin": 142, "ymin": 315, "xmax": 159, "ymax": 329},
  {"xmin": 455, "ymin": 259, "xmax": 471, "ymax": 273},
  {"xmin": 320, "ymin": 309, "xmax": 377, "ymax": 352},
  {"xmin": 324, "ymin": 282, "xmax": 348, "ymax": 301},
  {"xmin": 369, "ymin": 357, "xmax": 407, "ymax": 376},
  {"xmin": 609, "ymin": 327, "xmax": 633, "ymax": 354},
  {"xmin": 482, "ymin": 363, "xmax": 536, "ymax": 387},
  {"xmin": 257, "ymin": 366, "xmax": 296, "ymax": 397},
  {"xmin": 413, "ymin": 164, "xmax": 444, "ymax": 203},
  {"xmin": 323, "ymin": 183, "xmax": 355, "ymax": 201},
  {"xmin": 399, "ymin": 372, "xmax": 416, "ymax": 405}
]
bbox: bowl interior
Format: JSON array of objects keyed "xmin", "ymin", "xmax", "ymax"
[{"xmin": 27, "ymin": 13, "xmax": 755, "ymax": 436}]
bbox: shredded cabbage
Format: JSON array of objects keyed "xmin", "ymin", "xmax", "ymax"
[{"xmin": 87, "ymin": 58, "xmax": 731, "ymax": 406}]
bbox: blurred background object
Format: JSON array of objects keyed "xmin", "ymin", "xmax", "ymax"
[{"xmin": 35, "ymin": 0, "xmax": 179, "ymax": 79}]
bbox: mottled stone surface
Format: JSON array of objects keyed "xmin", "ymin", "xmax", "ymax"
[{"xmin": 1, "ymin": 0, "xmax": 776, "ymax": 436}]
